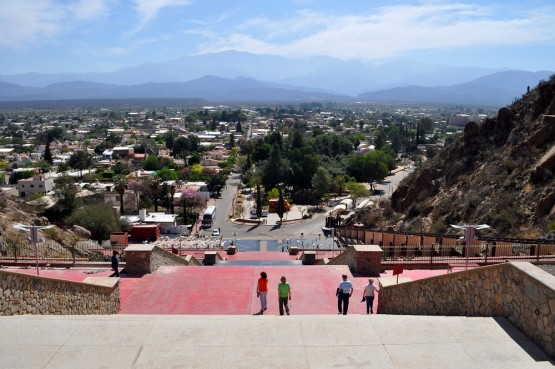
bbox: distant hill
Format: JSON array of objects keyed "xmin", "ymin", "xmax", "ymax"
[
  {"xmin": 0, "ymin": 63, "xmax": 552, "ymax": 105},
  {"xmin": 0, "ymin": 76, "xmax": 347, "ymax": 102},
  {"xmin": 0, "ymin": 51, "xmax": 504, "ymax": 94},
  {"xmin": 357, "ymin": 71, "xmax": 554, "ymax": 106}
]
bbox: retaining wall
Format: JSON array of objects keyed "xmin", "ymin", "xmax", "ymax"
[
  {"xmin": 125, "ymin": 244, "xmax": 196, "ymax": 274},
  {"xmin": 378, "ymin": 262, "xmax": 555, "ymax": 357},
  {"xmin": 0, "ymin": 270, "xmax": 119, "ymax": 315}
]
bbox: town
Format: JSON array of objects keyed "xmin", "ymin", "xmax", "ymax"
[{"xmin": 0, "ymin": 101, "xmax": 490, "ymax": 246}]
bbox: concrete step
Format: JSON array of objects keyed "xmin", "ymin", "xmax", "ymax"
[{"xmin": 1, "ymin": 314, "xmax": 552, "ymax": 369}]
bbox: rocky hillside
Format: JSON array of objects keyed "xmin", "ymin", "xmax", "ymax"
[
  {"xmin": 375, "ymin": 74, "xmax": 555, "ymax": 238},
  {"xmin": 0, "ymin": 191, "xmax": 92, "ymax": 255}
]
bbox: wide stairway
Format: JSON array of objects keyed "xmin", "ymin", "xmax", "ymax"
[{"xmin": 2, "ymin": 314, "xmax": 553, "ymax": 368}]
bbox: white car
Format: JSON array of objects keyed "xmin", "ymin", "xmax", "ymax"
[{"xmin": 211, "ymin": 229, "xmax": 220, "ymax": 237}]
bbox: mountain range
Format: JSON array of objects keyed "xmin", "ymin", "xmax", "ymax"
[{"xmin": 0, "ymin": 51, "xmax": 552, "ymax": 106}]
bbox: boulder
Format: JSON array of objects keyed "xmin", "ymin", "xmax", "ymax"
[{"xmin": 71, "ymin": 225, "xmax": 91, "ymax": 239}]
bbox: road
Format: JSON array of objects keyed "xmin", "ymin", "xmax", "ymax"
[{"xmin": 207, "ymin": 166, "xmax": 414, "ymax": 242}]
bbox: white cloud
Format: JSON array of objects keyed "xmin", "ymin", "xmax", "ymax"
[
  {"xmin": 196, "ymin": 2, "xmax": 555, "ymax": 61},
  {"xmin": 69, "ymin": 0, "xmax": 111, "ymax": 21},
  {"xmin": 128, "ymin": 0, "xmax": 192, "ymax": 35},
  {"xmin": 0, "ymin": 0, "xmax": 112, "ymax": 49},
  {"xmin": 0, "ymin": 0, "xmax": 65, "ymax": 48}
]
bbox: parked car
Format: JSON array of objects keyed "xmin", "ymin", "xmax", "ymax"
[{"xmin": 211, "ymin": 228, "xmax": 220, "ymax": 237}]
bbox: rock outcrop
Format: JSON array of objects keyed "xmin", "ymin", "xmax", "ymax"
[{"xmin": 376, "ymin": 74, "xmax": 555, "ymax": 237}]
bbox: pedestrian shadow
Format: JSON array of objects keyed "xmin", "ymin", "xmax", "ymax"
[{"xmin": 246, "ymin": 224, "xmax": 260, "ymax": 232}]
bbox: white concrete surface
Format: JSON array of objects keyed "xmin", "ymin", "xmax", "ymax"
[{"xmin": 0, "ymin": 314, "xmax": 552, "ymax": 369}]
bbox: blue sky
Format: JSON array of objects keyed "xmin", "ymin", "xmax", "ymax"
[{"xmin": 1, "ymin": 0, "xmax": 554, "ymax": 74}]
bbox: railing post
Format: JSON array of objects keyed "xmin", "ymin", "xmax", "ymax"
[{"xmin": 72, "ymin": 243, "xmax": 76, "ymax": 264}]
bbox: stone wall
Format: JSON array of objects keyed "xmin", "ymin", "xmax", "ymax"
[
  {"xmin": 378, "ymin": 262, "xmax": 555, "ymax": 357},
  {"xmin": 151, "ymin": 246, "xmax": 191, "ymax": 271},
  {"xmin": 327, "ymin": 246, "xmax": 356, "ymax": 271},
  {"xmin": 125, "ymin": 244, "xmax": 192, "ymax": 274},
  {"xmin": 327, "ymin": 245, "xmax": 383, "ymax": 275},
  {"xmin": 0, "ymin": 270, "xmax": 119, "ymax": 315}
]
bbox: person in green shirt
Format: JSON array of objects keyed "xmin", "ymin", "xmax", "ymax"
[{"xmin": 277, "ymin": 275, "xmax": 292, "ymax": 315}]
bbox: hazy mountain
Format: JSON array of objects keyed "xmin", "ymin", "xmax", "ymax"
[
  {"xmin": 357, "ymin": 70, "xmax": 554, "ymax": 106},
  {"xmin": 0, "ymin": 76, "xmax": 347, "ymax": 102},
  {"xmin": 0, "ymin": 55, "xmax": 552, "ymax": 105},
  {"xmin": 0, "ymin": 51, "xmax": 504, "ymax": 95}
]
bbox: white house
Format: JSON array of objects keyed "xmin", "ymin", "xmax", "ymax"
[{"xmin": 18, "ymin": 174, "xmax": 54, "ymax": 198}]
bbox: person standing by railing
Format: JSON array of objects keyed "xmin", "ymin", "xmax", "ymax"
[
  {"xmin": 110, "ymin": 250, "xmax": 119, "ymax": 277},
  {"xmin": 362, "ymin": 278, "xmax": 379, "ymax": 314}
]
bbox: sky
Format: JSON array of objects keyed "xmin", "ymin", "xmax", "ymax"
[{"xmin": 0, "ymin": 0, "xmax": 554, "ymax": 75}]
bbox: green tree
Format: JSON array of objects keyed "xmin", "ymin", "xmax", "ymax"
[
  {"xmin": 311, "ymin": 167, "xmax": 332, "ymax": 205},
  {"xmin": 261, "ymin": 143, "xmax": 285, "ymax": 191},
  {"xmin": 43, "ymin": 176, "xmax": 79, "ymax": 221},
  {"xmin": 66, "ymin": 203, "xmax": 119, "ymax": 243},
  {"xmin": 68, "ymin": 151, "xmax": 93, "ymax": 178},
  {"xmin": 113, "ymin": 175, "xmax": 128, "ymax": 215},
  {"xmin": 44, "ymin": 142, "xmax": 53, "ymax": 164},
  {"xmin": 157, "ymin": 167, "xmax": 178, "ymax": 182},
  {"xmin": 256, "ymin": 182, "xmax": 263, "ymax": 219},
  {"xmin": 189, "ymin": 163, "xmax": 203, "ymax": 180},
  {"xmin": 145, "ymin": 175, "xmax": 161, "ymax": 212},
  {"xmin": 9, "ymin": 170, "xmax": 34, "ymax": 185},
  {"xmin": 266, "ymin": 188, "xmax": 279, "ymax": 200},
  {"xmin": 347, "ymin": 150, "xmax": 391, "ymax": 189},
  {"xmin": 345, "ymin": 181, "xmax": 370, "ymax": 207},
  {"xmin": 419, "ymin": 117, "xmax": 434, "ymax": 133}
]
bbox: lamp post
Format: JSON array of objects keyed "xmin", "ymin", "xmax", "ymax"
[
  {"xmin": 13, "ymin": 224, "xmax": 55, "ymax": 276},
  {"xmin": 450, "ymin": 224, "xmax": 490, "ymax": 270}
]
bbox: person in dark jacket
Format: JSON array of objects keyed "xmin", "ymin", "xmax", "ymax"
[{"xmin": 110, "ymin": 250, "xmax": 120, "ymax": 277}]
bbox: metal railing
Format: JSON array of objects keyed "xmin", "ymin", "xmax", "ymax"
[
  {"xmin": 0, "ymin": 240, "xmax": 127, "ymax": 264},
  {"xmin": 371, "ymin": 243, "xmax": 555, "ymax": 265}
]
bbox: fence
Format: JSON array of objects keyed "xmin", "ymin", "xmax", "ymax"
[
  {"xmin": 376, "ymin": 243, "xmax": 555, "ymax": 266},
  {"xmin": 0, "ymin": 240, "xmax": 127, "ymax": 264}
]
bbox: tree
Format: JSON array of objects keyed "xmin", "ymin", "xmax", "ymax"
[
  {"xmin": 172, "ymin": 136, "xmax": 190, "ymax": 158},
  {"xmin": 189, "ymin": 163, "xmax": 203, "ymax": 180},
  {"xmin": 332, "ymin": 175, "xmax": 346, "ymax": 196},
  {"xmin": 346, "ymin": 150, "xmax": 392, "ymax": 189},
  {"xmin": 276, "ymin": 185, "xmax": 285, "ymax": 222},
  {"xmin": 179, "ymin": 190, "xmax": 206, "ymax": 225},
  {"xmin": 256, "ymin": 182, "xmax": 263, "ymax": 219},
  {"xmin": 145, "ymin": 175, "xmax": 161, "ymax": 212},
  {"xmin": 113, "ymin": 175, "xmax": 128, "ymax": 215},
  {"xmin": 9, "ymin": 170, "xmax": 34, "ymax": 185},
  {"xmin": 44, "ymin": 142, "xmax": 53, "ymax": 164},
  {"xmin": 157, "ymin": 167, "xmax": 178, "ymax": 182},
  {"xmin": 207, "ymin": 173, "xmax": 226, "ymax": 198},
  {"xmin": 66, "ymin": 203, "xmax": 119, "ymax": 243},
  {"xmin": 68, "ymin": 151, "xmax": 93, "ymax": 178},
  {"xmin": 311, "ymin": 167, "xmax": 332, "ymax": 205},
  {"xmin": 261, "ymin": 143, "xmax": 285, "ymax": 191},
  {"xmin": 419, "ymin": 117, "xmax": 434, "ymax": 133},
  {"xmin": 44, "ymin": 175, "xmax": 79, "ymax": 221},
  {"xmin": 345, "ymin": 181, "xmax": 370, "ymax": 207},
  {"xmin": 229, "ymin": 133, "xmax": 235, "ymax": 149}
]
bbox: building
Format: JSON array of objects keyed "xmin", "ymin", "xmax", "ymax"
[{"xmin": 17, "ymin": 174, "xmax": 54, "ymax": 198}]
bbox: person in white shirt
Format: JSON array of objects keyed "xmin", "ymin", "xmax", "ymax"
[
  {"xmin": 362, "ymin": 278, "xmax": 379, "ymax": 314},
  {"xmin": 336, "ymin": 274, "xmax": 353, "ymax": 315}
]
